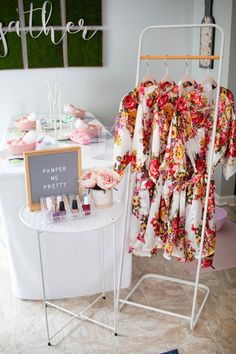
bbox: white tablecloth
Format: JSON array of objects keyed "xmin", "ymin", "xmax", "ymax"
[{"xmin": 0, "ymin": 119, "xmax": 132, "ymax": 299}]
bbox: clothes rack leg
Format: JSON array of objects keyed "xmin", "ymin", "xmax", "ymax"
[
  {"xmin": 100, "ymin": 228, "xmax": 105, "ymax": 299},
  {"xmin": 112, "ymin": 223, "xmax": 118, "ymax": 335},
  {"xmin": 36, "ymin": 230, "xmax": 51, "ymax": 345},
  {"xmin": 116, "ymin": 170, "xmax": 133, "ymax": 311}
]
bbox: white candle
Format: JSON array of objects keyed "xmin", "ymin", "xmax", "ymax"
[
  {"xmin": 58, "ymin": 84, "xmax": 62, "ymax": 137},
  {"xmin": 53, "ymin": 78, "xmax": 58, "ymax": 143},
  {"xmin": 53, "ymin": 98, "xmax": 57, "ymax": 143},
  {"xmin": 47, "ymin": 81, "xmax": 53, "ymax": 125}
]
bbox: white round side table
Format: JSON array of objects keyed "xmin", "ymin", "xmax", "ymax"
[{"xmin": 19, "ymin": 201, "xmax": 123, "ymax": 346}]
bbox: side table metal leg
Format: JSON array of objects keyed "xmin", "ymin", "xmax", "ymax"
[
  {"xmin": 112, "ymin": 224, "xmax": 117, "ymax": 336},
  {"xmin": 100, "ymin": 228, "xmax": 105, "ymax": 299},
  {"xmin": 37, "ymin": 230, "xmax": 51, "ymax": 345}
]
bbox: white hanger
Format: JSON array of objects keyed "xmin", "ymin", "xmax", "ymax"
[
  {"xmin": 179, "ymin": 58, "xmax": 194, "ymax": 86},
  {"xmin": 160, "ymin": 58, "xmax": 174, "ymax": 84},
  {"xmin": 178, "ymin": 58, "xmax": 195, "ymax": 94},
  {"xmin": 142, "ymin": 58, "xmax": 156, "ymax": 83},
  {"xmin": 202, "ymin": 62, "xmax": 217, "ymax": 89}
]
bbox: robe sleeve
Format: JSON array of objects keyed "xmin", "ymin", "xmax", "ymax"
[
  {"xmin": 113, "ymin": 92, "xmax": 138, "ymax": 176},
  {"xmin": 222, "ymin": 90, "xmax": 236, "ymax": 180},
  {"xmin": 222, "ymin": 108, "xmax": 236, "ymax": 180}
]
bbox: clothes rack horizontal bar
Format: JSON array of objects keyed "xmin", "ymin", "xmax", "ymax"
[{"xmin": 140, "ymin": 55, "xmax": 220, "ymax": 60}]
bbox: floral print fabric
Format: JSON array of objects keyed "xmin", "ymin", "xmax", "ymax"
[{"xmin": 113, "ymin": 81, "xmax": 236, "ymax": 267}]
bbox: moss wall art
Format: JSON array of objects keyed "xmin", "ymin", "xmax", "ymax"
[{"xmin": 0, "ymin": 0, "xmax": 102, "ymax": 69}]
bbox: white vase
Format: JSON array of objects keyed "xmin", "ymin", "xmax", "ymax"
[{"xmin": 91, "ymin": 188, "xmax": 113, "ymax": 209}]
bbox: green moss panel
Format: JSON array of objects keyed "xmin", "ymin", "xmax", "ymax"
[
  {"xmin": 67, "ymin": 30, "xmax": 102, "ymax": 67},
  {"xmin": 23, "ymin": 0, "xmax": 62, "ymax": 26},
  {"xmin": 0, "ymin": 33, "xmax": 24, "ymax": 69},
  {"xmin": 27, "ymin": 31, "xmax": 63, "ymax": 68},
  {"xmin": 0, "ymin": 0, "xmax": 23, "ymax": 69},
  {"xmin": 66, "ymin": 0, "xmax": 102, "ymax": 26},
  {"xmin": 0, "ymin": 0, "xmax": 19, "ymax": 26}
]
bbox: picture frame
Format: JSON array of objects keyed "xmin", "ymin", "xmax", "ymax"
[
  {"xmin": 24, "ymin": 146, "xmax": 82, "ymax": 211},
  {"xmin": 199, "ymin": 0, "xmax": 215, "ymax": 69}
]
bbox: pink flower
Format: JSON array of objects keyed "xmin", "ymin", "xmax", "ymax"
[
  {"xmin": 79, "ymin": 168, "xmax": 121, "ymax": 190},
  {"xmin": 176, "ymin": 97, "xmax": 188, "ymax": 112},
  {"xmin": 149, "ymin": 159, "xmax": 160, "ymax": 180},
  {"xmin": 64, "ymin": 104, "xmax": 85, "ymax": 118},
  {"xmin": 138, "ymin": 86, "xmax": 145, "ymax": 95},
  {"xmin": 218, "ymin": 101, "xmax": 226, "ymax": 113},
  {"xmin": 201, "ymin": 258, "xmax": 213, "ymax": 268},
  {"xmin": 192, "ymin": 112, "xmax": 204, "ymax": 126},
  {"xmin": 145, "ymin": 178, "xmax": 154, "ymax": 189},
  {"xmin": 123, "ymin": 94, "xmax": 137, "ymax": 110},
  {"xmin": 219, "ymin": 132, "xmax": 227, "ymax": 146},
  {"xmin": 69, "ymin": 131, "xmax": 91, "ymax": 145},
  {"xmin": 156, "ymin": 93, "xmax": 169, "ymax": 109},
  {"xmin": 79, "ymin": 170, "xmax": 97, "ymax": 188},
  {"xmin": 195, "ymin": 159, "xmax": 206, "ymax": 174},
  {"xmin": 96, "ymin": 168, "xmax": 120, "ymax": 190},
  {"xmin": 228, "ymin": 90, "xmax": 234, "ymax": 106},
  {"xmin": 146, "ymin": 97, "xmax": 153, "ymax": 107}
]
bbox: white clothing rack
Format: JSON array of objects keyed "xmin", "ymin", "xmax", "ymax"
[{"xmin": 116, "ymin": 24, "xmax": 224, "ymax": 330}]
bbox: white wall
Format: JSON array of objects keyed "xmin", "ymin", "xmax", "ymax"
[
  {"xmin": 1, "ymin": 0, "xmax": 234, "ymax": 197},
  {"xmin": 0, "ymin": 0, "xmax": 194, "ymax": 141}
]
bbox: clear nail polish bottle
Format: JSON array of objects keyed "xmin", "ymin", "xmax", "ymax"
[
  {"xmin": 46, "ymin": 197, "xmax": 53, "ymax": 218},
  {"xmin": 52, "ymin": 198, "xmax": 61, "ymax": 221}
]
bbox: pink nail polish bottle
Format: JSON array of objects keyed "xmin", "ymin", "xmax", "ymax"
[{"xmin": 82, "ymin": 195, "xmax": 91, "ymax": 215}]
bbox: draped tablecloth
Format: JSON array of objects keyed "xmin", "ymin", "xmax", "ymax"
[{"xmin": 0, "ymin": 118, "xmax": 132, "ymax": 299}]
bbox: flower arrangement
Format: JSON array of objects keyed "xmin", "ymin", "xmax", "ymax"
[{"xmin": 79, "ymin": 167, "xmax": 121, "ymax": 191}]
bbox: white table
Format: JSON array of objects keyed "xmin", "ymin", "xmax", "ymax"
[
  {"xmin": 19, "ymin": 201, "xmax": 123, "ymax": 344},
  {"xmin": 0, "ymin": 117, "xmax": 132, "ymax": 299}
]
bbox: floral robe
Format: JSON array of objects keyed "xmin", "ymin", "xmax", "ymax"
[
  {"xmin": 114, "ymin": 81, "xmax": 157, "ymax": 175},
  {"xmin": 114, "ymin": 81, "xmax": 236, "ymax": 267},
  {"xmin": 182, "ymin": 86, "xmax": 236, "ymax": 266},
  {"xmin": 114, "ymin": 81, "xmax": 176, "ymax": 255},
  {"xmin": 150, "ymin": 84, "xmax": 236, "ymax": 266},
  {"xmin": 130, "ymin": 82, "xmax": 178, "ymax": 256}
]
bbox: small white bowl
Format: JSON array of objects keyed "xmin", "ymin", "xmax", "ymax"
[{"xmin": 215, "ymin": 207, "xmax": 227, "ymax": 231}]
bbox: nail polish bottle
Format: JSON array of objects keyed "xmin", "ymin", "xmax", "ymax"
[
  {"xmin": 57, "ymin": 195, "xmax": 62, "ymax": 205},
  {"xmin": 71, "ymin": 199, "xmax": 79, "ymax": 214},
  {"xmin": 82, "ymin": 192, "xmax": 87, "ymax": 202},
  {"xmin": 52, "ymin": 199, "xmax": 61, "ymax": 221},
  {"xmin": 82, "ymin": 195, "xmax": 91, "ymax": 215},
  {"xmin": 46, "ymin": 197, "xmax": 53, "ymax": 218},
  {"xmin": 59, "ymin": 200, "xmax": 66, "ymax": 217}
]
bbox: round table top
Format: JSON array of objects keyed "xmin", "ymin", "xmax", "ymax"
[{"xmin": 19, "ymin": 200, "xmax": 123, "ymax": 234}]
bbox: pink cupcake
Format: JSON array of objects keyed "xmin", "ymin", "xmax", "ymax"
[
  {"xmin": 15, "ymin": 113, "xmax": 36, "ymax": 131},
  {"xmin": 64, "ymin": 104, "xmax": 86, "ymax": 119},
  {"xmin": 6, "ymin": 131, "xmax": 37, "ymax": 155}
]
